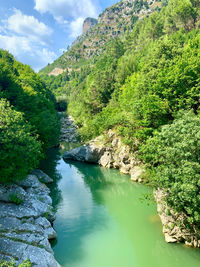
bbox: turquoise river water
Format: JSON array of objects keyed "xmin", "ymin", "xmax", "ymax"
[{"xmin": 40, "ymin": 148, "xmax": 200, "ymax": 267}]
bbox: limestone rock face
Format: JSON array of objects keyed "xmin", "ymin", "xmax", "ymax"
[
  {"xmin": 48, "ymin": 67, "xmax": 66, "ymax": 76},
  {"xmin": 63, "ymin": 144, "xmax": 105, "ymax": 163},
  {"xmin": 63, "ymin": 130, "xmax": 142, "ymax": 180},
  {"xmin": 82, "ymin": 17, "xmax": 98, "ymax": 35},
  {"xmin": 0, "ymin": 172, "xmax": 60, "ymax": 266},
  {"xmin": 130, "ymin": 166, "xmax": 144, "ymax": 182},
  {"xmin": 154, "ymin": 189, "xmax": 200, "ymax": 248}
]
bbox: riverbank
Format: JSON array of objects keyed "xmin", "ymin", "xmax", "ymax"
[
  {"xmin": 63, "ymin": 129, "xmax": 145, "ymax": 183},
  {"xmin": 0, "ymin": 170, "xmax": 60, "ymax": 267},
  {"xmin": 62, "ymin": 117, "xmax": 200, "ymax": 248},
  {"xmin": 43, "ymin": 146, "xmax": 200, "ymax": 267}
]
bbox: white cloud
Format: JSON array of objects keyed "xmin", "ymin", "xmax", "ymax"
[
  {"xmin": 0, "ymin": 34, "xmax": 57, "ymax": 71},
  {"xmin": 33, "ymin": 48, "xmax": 57, "ymax": 71},
  {"xmin": 6, "ymin": 9, "xmax": 52, "ymax": 45},
  {"xmin": 34, "ymin": 0, "xmax": 99, "ymax": 23},
  {"xmin": 0, "ymin": 35, "xmax": 31, "ymax": 55},
  {"xmin": 59, "ymin": 48, "xmax": 67, "ymax": 54},
  {"xmin": 0, "ymin": 10, "xmax": 56, "ymax": 71},
  {"xmin": 69, "ymin": 17, "xmax": 84, "ymax": 38}
]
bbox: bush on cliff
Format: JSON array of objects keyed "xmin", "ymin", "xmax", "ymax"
[
  {"xmin": 140, "ymin": 111, "xmax": 200, "ymax": 227},
  {"xmin": 0, "ymin": 99, "xmax": 42, "ymax": 183}
]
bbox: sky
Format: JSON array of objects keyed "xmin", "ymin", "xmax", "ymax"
[{"xmin": 0, "ymin": 0, "xmax": 118, "ymax": 71}]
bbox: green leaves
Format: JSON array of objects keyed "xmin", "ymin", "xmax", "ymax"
[
  {"xmin": 0, "ymin": 49, "xmax": 60, "ymax": 149},
  {"xmin": 140, "ymin": 111, "xmax": 200, "ymax": 226},
  {"xmin": 0, "ymin": 99, "xmax": 42, "ymax": 183},
  {"xmin": 0, "ymin": 50, "xmax": 60, "ymax": 182}
]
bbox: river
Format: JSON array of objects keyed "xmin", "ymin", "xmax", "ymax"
[{"xmin": 40, "ymin": 148, "xmax": 200, "ymax": 267}]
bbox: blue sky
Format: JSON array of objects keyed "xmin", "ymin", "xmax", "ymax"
[{"xmin": 0, "ymin": 0, "xmax": 118, "ymax": 71}]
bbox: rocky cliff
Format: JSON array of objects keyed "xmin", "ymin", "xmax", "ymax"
[
  {"xmin": 154, "ymin": 189, "xmax": 200, "ymax": 248},
  {"xmin": 48, "ymin": 67, "xmax": 66, "ymax": 76},
  {"xmin": 82, "ymin": 17, "xmax": 98, "ymax": 35}
]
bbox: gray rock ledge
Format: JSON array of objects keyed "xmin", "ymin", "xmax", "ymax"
[
  {"xmin": 63, "ymin": 130, "xmax": 143, "ymax": 181},
  {"xmin": 154, "ymin": 189, "xmax": 200, "ymax": 248},
  {"xmin": 0, "ymin": 171, "xmax": 60, "ymax": 267}
]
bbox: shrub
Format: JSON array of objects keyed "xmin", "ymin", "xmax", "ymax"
[
  {"xmin": 8, "ymin": 193, "xmax": 23, "ymax": 205},
  {"xmin": 0, "ymin": 50, "xmax": 60, "ymax": 149},
  {"xmin": 0, "ymin": 99, "xmax": 42, "ymax": 183},
  {"xmin": 0, "ymin": 259, "xmax": 32, "ymax": 267},
  {"xmin": 140, "ymin": 111, "xmax": 200, "ymax": 226}
]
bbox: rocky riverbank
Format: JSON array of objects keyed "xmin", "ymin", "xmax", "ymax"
[
  {"xmin": 154, "ymin": 189, "xmax": 200, "ymax": 248},
  {"xmin": 0, "ymin": 170, "xmax": 60, "ymax": 267},
  {"xmin": 63, "ymin": 129, "xmax": 145, "ymax": 183},
  {"xmin": 60, "ymin": 115, "xmax": 79, "ymax": 143},
  {"xmin": 63, "ymin": 122, "xmax": 200, "ymax": 249}
]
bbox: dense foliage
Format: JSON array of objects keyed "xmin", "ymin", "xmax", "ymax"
[
  {"xmin": 0, "ymin": 50, "xmax": 60, "ymax": 148},
  {"xmin": 41, "ymin": 0, "xmax": 200, "ymax": 227},
  {"xmin": 0, "ymin": 99, "xmax": 42, "ymax": 183},
  {"xmin": 140, "ymin": 111, "xmax": 200, "ymax": 227},
  {"xmin": 42, "ymin": 0, "xmax": 200, "ymax": 143},
  {"xmin": 0, "ymin": 50, "xmax": 60, "ymax": 183}
]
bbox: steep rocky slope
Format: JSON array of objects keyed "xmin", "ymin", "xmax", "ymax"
[{"xmin": 40, "ymin": 0, "xmax": 163, "ymax": 75}]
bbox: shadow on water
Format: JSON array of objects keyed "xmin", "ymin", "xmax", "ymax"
[
  {"xmin": 39, "ymin": 148, "xmax": 63, "ymax": 211},
  {"xmin": 39, "ymin": 148, "xmax": 200, "ymax": 267},
  {"xmin": 55, "ymin": 160, "xmax": 118, "ymax": 266},
  {"xmin": 39, "ymin": 148, "xmax": 114, "ymax": 266},
  {"xmin": 65, "ymin": 159, "xmax": 115, "ymax": 205}
]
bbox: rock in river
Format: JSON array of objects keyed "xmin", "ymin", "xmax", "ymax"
[{"xmin": 63, "ymin": 130, "xmax": 142, "ymax": 179}]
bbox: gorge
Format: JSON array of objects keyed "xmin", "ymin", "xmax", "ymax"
[{"xmin": 0, "ymin": 0, "xmax": 200, "ymax": 266}]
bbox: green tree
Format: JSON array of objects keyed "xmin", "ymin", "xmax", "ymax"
[
  {"xmin": 0, "ymin": 99, "xmax": 42, "ymax": 183},
  {"xmin": 165, "ymin": 0, "xmax": 196, "ymax": 32},
  {"xmin": 0, "ymin": 50, "xmax": 60, "ymax": 149},
  {"xmin": 140, "ymin": 111, "xmax": 200, "ymax": 227}
]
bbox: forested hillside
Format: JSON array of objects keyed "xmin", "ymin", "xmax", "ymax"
[
  {"xmin": 40, "ymin": 0, "xmax": 164, "ymax": 75},
  {"xmin": 40, "ymin": 0, "xmax": 200, "ymax": 231},
  {"xmin": 0, "ymin": 50, "xmax": 60, "ymax": 183}
]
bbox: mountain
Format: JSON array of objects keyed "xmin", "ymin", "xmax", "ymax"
[
  {"xmin": 39, "ymin": 0, "xmax": 200, "ymax": 248},
  {"xmin": 40, "ymin": 0, "xmax": 163, "ymax": 75}
]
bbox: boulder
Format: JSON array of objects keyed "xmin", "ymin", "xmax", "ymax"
[
  {"xmin": 165, "ymin": 234, "xmax": 178, "ymax": 243},
  {"xmin": 0, "ymin": 184, "xmax": 26, "ymax": 203},
  {"xmin": 130, "ymin": 166, "xmax": 144, "ymax": 182},
  {"xmin": 17, "ymin": 174, "xmax": 42, "ymax": 189},
  {"xmin": 63, "ymin": 145, "xmax": 105, "ymax": 163},
  {"xmin": 0, "ymin": 171, "xmax": 60, "ymax": 266},
  {"xmin": 32, "ymin": 169, "xmax": 53, "ymax": 184}
]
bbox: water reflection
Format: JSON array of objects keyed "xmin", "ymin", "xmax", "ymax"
[
  {"xmin": 41, "ymin": 148, "xmax": 200, "ymax": 267},
  {"xmin": 39, "ymin": 148, "xmax": 63, "ymax": 211}
]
